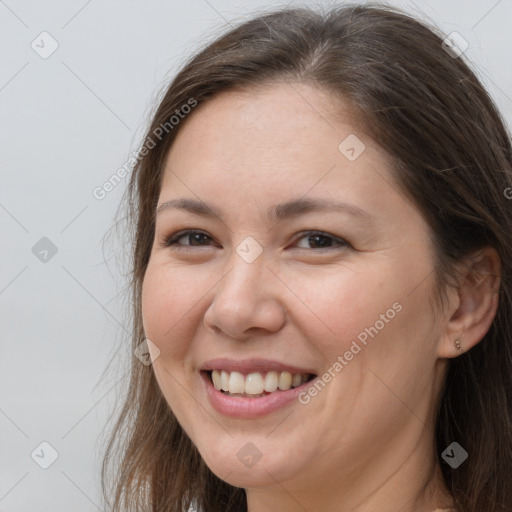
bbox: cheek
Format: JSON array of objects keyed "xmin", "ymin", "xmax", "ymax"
[
  {"xmin": 141, "ymin": 262, "xmax": 205, "ymax": 360},
  {"xmin": 281, "ymin": 266, "xmax": 400, "ymax": 354},
  {"xmin": 285, "ymin": 261, "xmax": 431, "ymax": 374},
  {"xmin": 141, "ymin": 263, "xmax": 206, "ymax": 430}
]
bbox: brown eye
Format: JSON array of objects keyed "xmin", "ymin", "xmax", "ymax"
[
  {"xmin": 293, "ymin": 231, "xmax": 349, "ymax": 250},
  {"xmin": 164, "ymin": 230, "xmax": 215, "ymax": 247}
]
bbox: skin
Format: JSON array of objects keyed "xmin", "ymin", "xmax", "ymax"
[{"xmin": 141, "ymin": 82, "xmax": 500, "ymax": 512}]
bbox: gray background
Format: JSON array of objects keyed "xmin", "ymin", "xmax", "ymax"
[{"xmin": 1, "ymin": 0, "xmax": 511, "ymax": 510}]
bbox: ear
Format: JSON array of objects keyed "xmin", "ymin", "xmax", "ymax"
[{"xmin": 437, "ymin": 246, "xmax": 501, "ymax": 358}]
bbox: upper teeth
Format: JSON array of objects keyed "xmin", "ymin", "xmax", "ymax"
[{"xmin": 211, "ymin": 370, "xmax": 309, "ymax": 395}]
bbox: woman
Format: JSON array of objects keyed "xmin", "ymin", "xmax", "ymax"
[{"xmin": 100, "ymin": 3, "xmax": 512, "ymax": 512}]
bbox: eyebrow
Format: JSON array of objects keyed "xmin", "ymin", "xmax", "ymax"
[{"xmin": 156, "ymin": 197, "xmax": 373, "ymax": 223}]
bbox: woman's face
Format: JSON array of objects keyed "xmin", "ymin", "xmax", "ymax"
[{"xmin": 142, "ymin": 82, "xmax": 449, "ymax": 499}]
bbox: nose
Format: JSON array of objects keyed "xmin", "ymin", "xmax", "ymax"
[{"xmin": 203, "ymin": 254, "xmax": 287, "ymax": 340}]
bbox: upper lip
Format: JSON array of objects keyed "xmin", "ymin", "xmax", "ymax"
[{"xmin": 201, "ymin": 358, "xmax": 317, "ymax": 375}]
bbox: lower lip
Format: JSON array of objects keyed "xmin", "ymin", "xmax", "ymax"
[{"xmin": 201, "ymin": 371, "xmax": 314, "ymax": 419}]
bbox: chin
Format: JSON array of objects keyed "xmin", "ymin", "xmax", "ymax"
[{"xmin": 194, "ymin": 436, "xmax": 305, "ymax": 489}]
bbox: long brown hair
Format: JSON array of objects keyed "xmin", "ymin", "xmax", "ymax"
[{"xmin": 100, "ymin": 3, "xmax": 512, "ymax": 511}]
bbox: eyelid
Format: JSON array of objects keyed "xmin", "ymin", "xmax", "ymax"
[
  {"xmin": 290, "ymin": 230, "xmax": 350, "ymax": 250},
  {"xmin": 162, "ymin": 229, "xmax": 349, "ymax": 250},
  {"xmin": 162, "ymin": 229, "xmax": 216, "ymax": 248}
]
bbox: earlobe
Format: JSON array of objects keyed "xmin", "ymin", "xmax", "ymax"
[{"xmin": 437, "ymin": 247, "xmax": 501, "ymax": 359}]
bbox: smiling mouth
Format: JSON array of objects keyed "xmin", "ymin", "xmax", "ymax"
[{"xmin": 205, "ymin": 370, "xmax": 317, "ymax": 397}]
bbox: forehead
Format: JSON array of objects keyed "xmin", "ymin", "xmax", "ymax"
[
  {"xmin": 159, "ymin": 82, "xmax": 404, "ymax": 220},
  {"xmin": 167, "ymin": 82, "xmax": 386, "ymax": 177},
  {"xmin": 166, "ymin": 81, "xmax": 362, "ymax": 154}
]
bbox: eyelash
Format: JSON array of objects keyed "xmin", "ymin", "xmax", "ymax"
[{"xmin": 162, "ymin": 229, "xmax": 350, "ymax": 251}]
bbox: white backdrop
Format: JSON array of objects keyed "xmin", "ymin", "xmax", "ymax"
[{"xmin": 1, "ymin": 1, "xmax": 511, "ymax": 510}]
